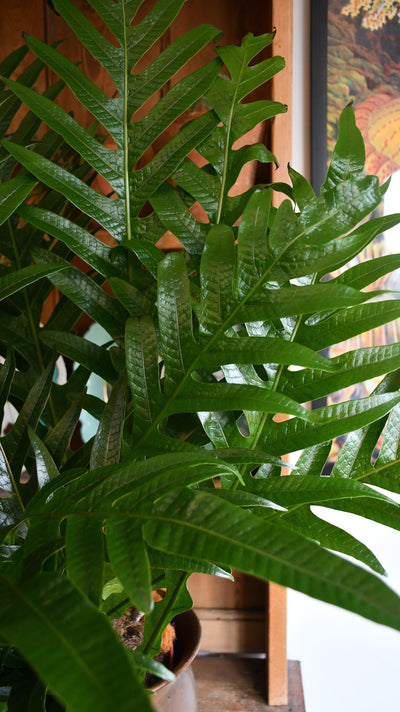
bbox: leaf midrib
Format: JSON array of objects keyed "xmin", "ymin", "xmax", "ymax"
[
  {"xmin": 34, "ymin": 502, "xmax": 399, "ymax": 627},
  {"xmin": 144, "ymin": 507, "xmax": 400, "ymax": 626},
  {"xmin": 215, "ymin": 51, "xmax": 247, "ymax": 224},
  {"xmin": 0, "ymin": 576, "xmax": 112, "ymax": 702}
]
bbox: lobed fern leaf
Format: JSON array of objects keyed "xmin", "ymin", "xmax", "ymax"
[{"xmin": 1, "ymin": 2, "xmax": 400, "ymax": 710}]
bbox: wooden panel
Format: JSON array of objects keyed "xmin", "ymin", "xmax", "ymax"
[
  {"xmin": 170, "ymin": 0, "xmax": 272, "ymax": 98},
  {"xmin": 195, "ymin": 609, "xmax": 265, "ymax": 654},
  {"xmin": 194, "ymin": 658, "xmax": 306, "ymax": 712},
  {"xmin": 270, "ymin": 0, "xmax": 293, "ymax": 202},
  {"xmin": 0, "ymin": 0, "xmax": 48, "ymax": 133},
  {"xmin": 189, "ymin": 571, "xmax": 265, "ymax": 611},
  {"xmin": 0, "ymin": 0, "xmax": 46, "ymax": 70},
  {"xmin": 266, "ymin": 1, "xmax": 293, "ymax": 704},
  {"xmin": 172, "ymin": 0, "xmax": 272, "ymax": 44}
]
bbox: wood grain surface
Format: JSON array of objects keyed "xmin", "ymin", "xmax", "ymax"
[{"xmin": 193, "ymin": 657, "xmax": 305, "ymax": 711}]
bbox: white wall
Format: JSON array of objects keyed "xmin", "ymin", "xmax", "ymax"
[
  {"xmin": 288, "ymin": 4, "xmax": 400, "ymax": 710},
  {"xmin": 287, "ymin": 507, "xmax": 400, "ymax": 712}
]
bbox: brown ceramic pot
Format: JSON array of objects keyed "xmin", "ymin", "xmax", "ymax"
[{"xmin": 150, "ymin": 610, "xmax": 201, "ymax": 712}]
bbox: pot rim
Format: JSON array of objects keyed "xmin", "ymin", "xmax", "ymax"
[{"xmin": 149, "ymin": 609, "xmax": 201, "ymax": 694}]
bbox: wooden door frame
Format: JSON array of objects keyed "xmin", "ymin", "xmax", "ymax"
[{"xmin": 268, "ymin": 1, "xmax": 293, "ymax": 705}]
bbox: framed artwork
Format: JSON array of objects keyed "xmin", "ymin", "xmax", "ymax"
[
  {"xmin": 311, "ymin": 0, "xmax": 400, "ymax": 188},
  {"xmin": 310, "ymin": 0, "xmax": 400, "ymax": 466},
  {"xmin": 311, "ymin": 0, "xmax": 400, "ymax": 334}
]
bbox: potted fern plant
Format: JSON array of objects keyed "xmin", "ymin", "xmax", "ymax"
[{"xmin": 1, "ymin": 1, "xmax": 400, "ymax": 710}]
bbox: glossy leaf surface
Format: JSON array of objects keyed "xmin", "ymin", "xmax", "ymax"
[{"xmin": 1, "ymin": 3, "xmax": 400, "ymax": 711}]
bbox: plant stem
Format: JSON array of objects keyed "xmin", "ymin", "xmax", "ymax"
[
  {"xmin": 106, "ymin": 597, "xmax": 130, "ymax": 618},
  {"xmin": 142, "ymin": 571, "xmax": 188, "ymax": 657}
]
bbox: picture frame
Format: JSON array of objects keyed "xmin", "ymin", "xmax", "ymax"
[
  {"xmin": 310, "ymin": 0, "xmax": 400, "ymax": 465},
  {"xmin": 311, "ymin": 0, "xmax": 400, "ymax": 192}
]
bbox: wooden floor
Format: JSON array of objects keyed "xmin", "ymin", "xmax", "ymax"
[{"xmin": 193, "ymin": 657, "xmax": 306, "ymax": 712}]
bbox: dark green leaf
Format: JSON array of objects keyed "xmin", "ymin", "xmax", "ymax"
[
  {"xmin": 2, "ymin": 141, "xmax": 126, "ymax": 240},
  {"xmin": 24, "ymin": 34, "xmax": 124, "ymax": 145},
  {"xmin": 236, "ymin": 282, "xmax": 374, "ymax": 325},
  {"xmin": 130, "ymin": 110, "xmax": 219, "ymax": 215},
  {"xmin": 66, "ymin": 515, "xmax": 104, "ymax": 606},
  {"xmin": 263, "ymin": 393, "xmax": 400, "ymax": 456},
  {"xmin": 90, "ymin": 375, "xmax": 127, "ymax": 470},
  {"xmin": 2, "ymin": 79, "xmax": 123, "ymax": 190},
  {"xmin": 168, "ymin": 381, "xmax": 318, "ymax": 422},
  {"xmin": 158, "ymin": 252, "xmax": 194, "ymax": 391},
  {"xmin": 28, "ymin": 427, "xmax": 59, "ymax": 488},
  {"xmin": 19, "ymin": 205, "xmax": 124, "ymax": 279},
  {"xmin": 200, "ymin": 224, "xmax": 235, "ymax": 333},
  {"xmin": 128, "ymin": 22, "xmax": 223, "ymax": 116},
  {"xmin": 150, "ymin": 181, "xmax": 208, "ymax": 255},
  {"xmin": 296, "ymin": 300, "xmax": 400, "ymax": 351},
  {"xmin": 148, "ymin": 547, "xmax": 233, "ymax": 579},
  {"xmin": 201, "ymin": 335, "xmax": 337, "ymax": 372},
  {"xmin": 279, "ymin": 506, "xmax": 386, "ymax": 575},
  {"xmin": 53, "ymin": 0, "xmax": 123, "ymax": 88},
  {"xmin": 125, "ymin": 316, "xmax": 161, "ymax": 438},
  {"xmin": 109, "ymin": 277, "xmax": 154, "ymax": 317},
  {"xmin": 289, "ymin": 166, "xmax": 315, "ymax": 209},
  {"xmin": 323, "ymin": 104, "xmax": 365, "ymax": 191},
  {"xmin": 146, "ymin": 489, "xmax": 400, "ymax": 630},
  {"xmin": 0, "ymin": 263, "xmax": 68, "ymax": 302},
  {"xmin": 234, "ymin": 189, "xmax": 271, "ymax": 298},
  {"xmin": 333, "ymin": 252, "xmax": 400, "ymax": 291},
  {"xmin": 32, "ymin": 249, "xmax": 127, "ymax": 340},
  {"xmin": 0, "ymin": 572, "xmax": 153, "ymax": 712},
  {"xmin": 0, "ymin": 348, "xmax": 15, "ymax": 423},
  {"xmin": 281, "ymin": 342, "xmax": 400, "ymax": 403},
  {"xmin": 0, "ymin": 176, "xmax": 35, "ymax": 226},
  {"xmin": 249, "ymin": 473, "xmax": 395, "ymax": 509},
  {"xmin": 2, "ymin": 361, "xmax": 55, "ymax": 503},
  {"xmin": 128, "ymin": 59, "xmax": 222, "ymax": 168},
  {"xmin": 106, "ymin": 518, "xmax": 153, "ymax": 614},
  {"xmin": 39, "ymin": 331, "xmax": 117, "ymax": 384},
  {"xmin": 45, "ymin": 392, "xmax": 86, "ymax": 468}
]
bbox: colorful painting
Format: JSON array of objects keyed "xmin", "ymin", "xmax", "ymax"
[
  {"xmin": 325, "ymin": 0, "xmax": 400, "ymax": 352},
  {"xmin": 312, "ymin": 1, "xmax": 400, "ymax": 467},
  {"xmin": 328, "ymin": 0, "xmax": 400, "ymax": 181}
]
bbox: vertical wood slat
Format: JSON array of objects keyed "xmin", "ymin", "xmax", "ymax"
[
  {"xmin": 0, "ymin": 0, "xmax": 47, "ymax": 73},
  {"xmin": 267, "ymin": 1, "xmax": 293, "ymax": 706},
  {"xmin": 270, "ymin": 0, "xmax": 293, "ymax": 199},
  {"xmin": 267, "ymin": 582, "xmax": 288, "ymax": 706}
]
